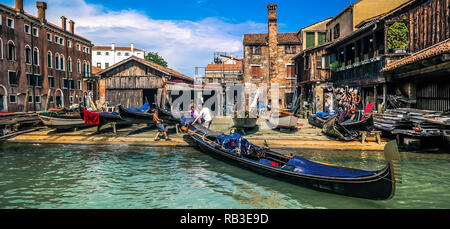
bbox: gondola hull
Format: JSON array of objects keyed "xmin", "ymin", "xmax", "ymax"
[
  {"xmin": 157, "ymin": 107, "xmax": 180, "ymax": 126},
  {"xmin": 118, "ymin": 105, "xmax": 155, "ymax": 124},
  {"xmin": 232, "ymin": 118, "xmax": 258, "ymax": 129},
  {"xmin": 184, "ymin": 124, "xmax": 398, "ymax": 200},
  {"xmin": 39, "ymin": 114, "xmax": 92, "ymax": 130},
  {"xmin": 268, "ymin": 111, "xmax": 298, "ymax": 129},
  {"xmin": 322, "ymin": 116, "xmax": 358, "ymax": 141},
  {"xmin": 340, "ymin": 115, "xmax": 374, "ymax": 131},
  {"xmin": 308, "ymin": 116, "xmax": 327, "ymax": 128}
]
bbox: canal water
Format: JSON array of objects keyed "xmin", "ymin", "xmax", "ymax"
[{"xmin": 0, "ymin": 143, "xmax": 449, "ymax": 209}]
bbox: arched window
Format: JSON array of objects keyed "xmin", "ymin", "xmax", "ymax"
[
  {"xmin": 67, "ymin": 57, "xmax": 72, "ymax": 72},
  {"xmin": 83, "ymin": 61, "xmax": 87, "ymax": 77},
  {"xmin": 47, "ymin": 51, "xmax": 52, "ymax": 68},
  {"xmin": 33, "ymin": 47, "xmax": 39, "ymax": 66},
  {"xmin": 60, "ymin": 55, "xmax": 65, "ymax": 71},
  {"xmin": 0, "ymin": 39, "xmax": 3, "ymax": 59},
  {"xmin": 25, "ymin": 45, "xmax": 32, "ymax": 64},
  {"xmin": 55, "ymin": 53, "xmax": 60, "ymax": 70},
  {"xmin": 77, "ymin": 59, "xmax": 81, "ymax": 74},
  {"xmin": 7, "ymin": 40, "xmax": 15, "ymax": 61}
]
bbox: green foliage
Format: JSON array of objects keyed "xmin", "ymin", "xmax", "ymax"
[
  {"xmin": 330, "ymin": 61, "xmax": 340, "ymax": 72},
  {"xmin": 145, "ymin": 52, "xmax": 168, "ymax": 67},
  {"xmin": 387, "ymin": 22, "xmax": 409, "ymax": 49}
]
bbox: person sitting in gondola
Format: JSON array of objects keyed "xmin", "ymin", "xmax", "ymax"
[{"xmin": 153, "ymin": 109, "xmax": 170, "ymax": 141}]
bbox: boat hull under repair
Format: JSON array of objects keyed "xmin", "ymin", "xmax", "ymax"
[
  {"xmin": 269, "ymin": 111, "xmax": 298, "ymax": 129},
  {"xmin": 39, "ymin": 115, "xmax": 92, "ymax": 130}
]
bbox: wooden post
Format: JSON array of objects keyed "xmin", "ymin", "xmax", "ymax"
[
  {"xmin": 45, "ymin": 89, "xmax": 51, "ymax": 111},
  {"xmin": 373, "ymin": 85, "xmax": 377, "ymax": 108},
  {"xmin": 382, "ymin": 84, "xmax": 387, "ymax": 112},
  {"xmin": 112, "ymin": 122, "xmax": 117, "ymax": 134},
  {"xmin": 24, "ymin": 90, "xmax": 29, "ymax": 112}
]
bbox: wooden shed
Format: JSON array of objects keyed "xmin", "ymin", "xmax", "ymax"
[{"xmin": 97, "ymin": 56, "xmax": 193, "ymax": 109}]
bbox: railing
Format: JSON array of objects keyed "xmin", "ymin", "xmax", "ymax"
[{"xmin": 332, "ymin": 56, "xmax": 386, "ymax": 86}]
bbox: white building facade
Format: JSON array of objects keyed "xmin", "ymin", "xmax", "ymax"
[{"xmin": 92, "ymin": 43, "xmax": 146, "ymax": 69}]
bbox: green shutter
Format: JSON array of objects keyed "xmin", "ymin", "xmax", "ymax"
[
  {"xmin": 306, "ymin": 32, "xmax": 315, "ymax": 49},
  {"xmin": 318, "ymin": 32, "xmax": 326, "ymax": 45}
]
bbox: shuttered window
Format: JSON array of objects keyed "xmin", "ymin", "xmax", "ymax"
[
  {"xmin": 306, "ymin": 32, "xmax": 315, "ymax": 49},
  {"xmin": 318, "ymin": 32, "xmax": 326, "ymax": 45},
  {"xmin": 251, "ymin": 66, "xmax": 261, "ymax": 79},
  {"xmin": 287, "ymin": 65, "xmax": 295, "ymax": 78}
]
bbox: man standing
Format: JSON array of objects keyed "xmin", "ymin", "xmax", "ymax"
[
  {"xmin": 192, "ymin": 105, "xmax": 213, "ymax": 129},
  {"xmin": 153, "ymin": 109, "xmax": 170, "ymax": 141}
]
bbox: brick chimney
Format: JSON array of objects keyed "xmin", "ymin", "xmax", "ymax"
[
  {"xmin": 15, "ymin": 0, "xmax": 24, "ymax": 13},
  {"xmin": 267, "ymin": 4, "xmax": 278, "ymax": 81},
  {"xmin": 36, "ymin": 1, "xmax": 47, "ymax": 22},
  {"xmin": 61, "ymin": 16, "xmax": 67, "ymax": 31},
  {"xmin": 69, "ymin": 20, "xmax": 75, "ymax": 34}
]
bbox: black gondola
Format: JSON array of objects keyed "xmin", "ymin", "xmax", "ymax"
[
  {"xmin": 117, "ymin": 104, "xmax": 155, "ymax": 125},
  {"xmin": 308, "ymin": 115, "xmax": 328, "ymax": 128},
  {"xmin": 181, "ymin": 123, "xmax": 401, "ymax": 200},
  {"xmin": 80, "ymin": 108, "xmax": 130, "ymax": 131},
  {"xmin": 322, "ymin": 116, "xmax": 359, "ymax": 141},
  {"xmin": 156, "ymin": 106, "xmax": 180, "ymax": 126},
  {"xmin": 340, "ymin": 115, "xmax": 374, "ymax": 131}
]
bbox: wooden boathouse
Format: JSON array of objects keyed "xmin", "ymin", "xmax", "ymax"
[{"xmin": 96, "ymin": 56, "xmax": 193, "ymax": 109}]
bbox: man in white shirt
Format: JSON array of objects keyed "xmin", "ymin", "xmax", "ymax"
[{"xmin": 192, "ymin": 105, "xmax": 213, "ymax": 128}]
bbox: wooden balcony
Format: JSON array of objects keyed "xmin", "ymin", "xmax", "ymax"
[{"xmin": 332, "ymin": 56, "xmax": 386, "ymax": 87}]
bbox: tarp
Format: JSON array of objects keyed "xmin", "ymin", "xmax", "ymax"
[
  {"xmin": 313, "ymin": 112, "xmax": 334, "ymax": 119},
  {"xmin": 83, "ymin": 108, "xmax": 100, "ymax": 125},
  {"xmin": 126, "ymin": 102, "xmax": 150, "ymax": 113},
  {"xmin": 285, "ymin": 156, "xmax": 378, "ymax": 178},
  {"xmin": 180, "ymin": 117, "xmax": 196, "ymax": 126},
  {"xmin": 216, "ymin": 133, "xmax": 250, "ymax": 155}
]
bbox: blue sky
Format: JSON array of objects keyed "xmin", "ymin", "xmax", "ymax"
[{"xmin": 9, "ymin": 0, "xmax": 358, "ymax": 76}]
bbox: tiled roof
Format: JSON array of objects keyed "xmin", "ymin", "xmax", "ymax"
[
  {"xmin": 382, "ymin": 39, "xmax": 450, "ymax": 72},
  {"xmin": 205, "ymin": 62, "xmax": 243, "ymax": 72},
  {"xmin": 91, "ymin": 66, "xmax": 102, "ymax": 75},
  {"xmin": 93, "ymin": 46, "xmax": 145, "ymax": 52},
  {"xmin": 97, "ymin": 56, "xmax": 193, "ymax": 83},
  {"xmin": 243, "ymin": 32, "xmax": 300, "ymax": 45}
]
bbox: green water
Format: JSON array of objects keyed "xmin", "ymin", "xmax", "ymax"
[{"xmin": 0, "ymin": 143, "xmax": 449, "ymax": 209}]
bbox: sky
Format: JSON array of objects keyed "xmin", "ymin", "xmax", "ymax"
[{"xmin": 7, "ymin": 0, "xmax": 358, "ymax": 77}]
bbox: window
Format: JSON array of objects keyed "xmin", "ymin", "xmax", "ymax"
[
  {"xmin": 0, "ymin": 39, "xmax": 3, "ymax": 59},
  {"xmin": 105, "ymin": 63, "xmax": 109, "ymax": 68},
  {"xmin": 251, "ymin": 66, "xmax": 261, "ymax": 79},
  {"xmin": 68, "ymin": 58, "xmax": 72, "ymax": 72},
  {"xmin": 304, "ymin": 55, "xmax": 310, "ymax": 70},
  {"xmin": 24, "ymin": 24, "xmax": 31, "ymax": 34},
  {"xmin": 124, "ymin": 52, "xmax": 129, "ymax": 56},
  {"xmin": 47, "ymin": 52, "xmax": 52, "ymax": 68},
  {"xmin": 32, "ymin": 27, "xmax": 39, "ymax": 37},
  {"xmin": 69, "ymin": 96, "xmax": 73, "ymax": 104},
  {"xmin": 33, "ymin": 48, "xmax": 39, "ymax": 66},
  {"xmin": 333, "ymin": 24, "xmax": 340, "ymax": 39},
  {"xmin": 9, "ymin": 95, "xmax": 17, "ymax": 103},
  {"xmin": 48, "ymin": 76, "xmax": 55, "ymax": 88},
  {"xmin": 60, "ymin": 56, "xmax": 65, "ymax": 71},
  {"xmin": 285, "ymin": 45, "xmax": 297, "ymax": 54},
  {"xmin": 55, "ymin": 54, "xmax": 60, "ymax": 70},
  {"xmin": 28, "ymin": 96, "xmax": 33, "ymax": 103},
  {"xmin": 318, "ymin": 32, "xmax": 326, "ymax": 45},
  {"xmin": 78, "ymin": 80, "xmax": 82, "ymax": 90},
  {"xmin": 317, "ymin": 55, "xmax": 323, "ymax": 69},
  {"xmin": 306, "ymin": 32, "xmax": 315, "ymax": 49},
  {"xmin": 87, "ymin": 82, "xmax": 93, "ymax": 91},
  {"xmin": 8, "ymin": 71, "xmax": 17, "ymax": 86},
  {"xmin": 35, "ymin": 96, "xmax": 41, "ymax": 103},
  {"xmin": 77, "ymin": 60, "xmax": 81, "ymax": 73},
  {"xmin": 25, "ymin": 46, "xmax": 32, "ymax": 64},
  {"xmin": 249, "ymin": 46, "xmax": 261, "ymax": 55},
  {"xmin": 117, "ymin": 52, "xmax": 121, "ymax": 56},
  {"xmin": 96, "ymin": 51, "xmax": 101, "ymax": 55},
  {"xmin": 105, "ymin": 52, "xmax": 109, "ymax": 56},
  {"xmin": 67, "ymin": 40, "xmax": 72, "ymax": 48},
  {"xmin": 6, "ymin": 18, "xmax": 14, "ymax": 28},
  {"xmin": 55, "ymin": 36, "xmax": 64, "ymax": 45},
  {"xmin": 69, "ymin": 80, "xmax": 75, "ymax": 90},
  {"xmin": 96, "ymin": 63, "xmax": 101, "ymax": 68},
  {"xmin": 63, "ymin": 79, "xmax": 69, "ymax": 89},
  {"xmin": 287, "ymin": 65, "xmax": 295, "ymax": 78},
  {"xmin": 49, "ymin": 96, "xmax": 54, "ymax": 103},
  {"xmin": 47, "ymin": 33, "xmax": 52, "ymax": 42},
  {"xmin": 77, "ymin": 44, "xmax": 81, "ymax": 51},
  {"xmin": 7, "ymin": 41, "xmax": 15, "ymax": 61}
]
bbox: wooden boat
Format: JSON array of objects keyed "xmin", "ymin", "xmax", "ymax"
[
  {"xmin": 156, "ymin": 106, "xmax": 180, "ymax": 126},
  {"xmin": 233, "ymin": 111, "xmax": 258, "ymax": 129},
  {"xmin": 181, "ymin": 123, "xmax": 401, "ymax": 200},
  {"xmin": 39, "ymin": 111, "xmax": 92, "ymax": 130},
  {"xmin": 340, "ymin": 115, "xmax": 374, "ymax": 131},
  {"xmin": 268, "ymin": 110, "xmax": 298, "ymax": 129},
  {"xmin": 322, "ymin": 116, "xmax": 358, "ymax": 141},
  {"xmin": 308, "ymin": 116, "xmax": 328, "ymax": 128},
  {"xmin": 117, "ymin": 104, "xmax": 154, "ymax": 124},
  {"xmin": 80, "ymin": 108, "xmax": 129, "ymax": 127}
]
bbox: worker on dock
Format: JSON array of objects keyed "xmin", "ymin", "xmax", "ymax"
[
  {"xmin": 192, "ymin": 105, "xmax": 213, "ymax": 129},
  {"xmin": 153, "ymin": 109, "xmax": 170, "ymax": 141}
]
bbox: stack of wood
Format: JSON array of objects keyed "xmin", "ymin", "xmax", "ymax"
[
  {"xmin": 0, "ymin": 112, "xmax": 42, "ymax": 138},
  {"xmin": 374, "ymin": 108, "xmax": 450, "ymax": 137}
]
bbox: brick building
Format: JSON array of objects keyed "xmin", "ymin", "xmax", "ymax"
[
  {"xmin": 242, "ymin": 4, "xmax": 300, "ymax": 108},
  {"xmin": 0, "ymin": 0, "xmax": 94, "ymax": 112},
  {"xmin": 205, "ymin": 54, "xmax": 243, "ymax": 84}
]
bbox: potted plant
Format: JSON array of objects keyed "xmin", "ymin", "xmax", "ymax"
[
  {"xmin": 387, "ymin": 21, "xmax": 409, "ymax": 54},
  {"xmin": 330, "ymin": 61, "xmax": 340, "ymax": 72}
]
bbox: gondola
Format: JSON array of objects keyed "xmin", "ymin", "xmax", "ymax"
[
  {"xmin": 39, "ymin": 110, "xmax": 93, "ymax": 130},
  {"xmin": 117, "ymin": 103, "xmax": 155, "ymax": 125},
  {"xmin": 181, "ymin": 123, "xmax": 401, "ymax": 200},
  {"xmin": 268, "ymin": 110, "xmax": 298, "ymax": 129},
  {"xmin": 322, "ymin": 116, "xmax": 359, "ymax": 141},
  {"xmin": 233, "ymin": 111, "xmax": 258, "ymax": 129},
  {"xmin": 308, "ymin": 112, "xmax": 333, "ymax": 128},
  {"xmin": 156, "ymin": 106, "xmax": 180, "ymax": 126},
  {"xmin": 340, "ymin": 115, "xmax": 374, "ymax": 131},
  {"xmin": 80, "ymin": 108, "xmax": 130, "ymax": 130}
]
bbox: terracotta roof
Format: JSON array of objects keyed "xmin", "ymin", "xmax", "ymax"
[
  {"xmin": 91, "ymin": 66, "xmax": 102, "ymax": 75},
  {"xmin": 97, "ymin": 56, "xmax": 193, "ymax": 83},
  {"xmin": 0, "ymin": 3, "xmax": 92, "ymax": 44},
  {"xmin": 243, "ymin": 32, "xmax": 300, "ymax": 45},
  {"xmin": 93, "ymin": 46, "xmax": 145, "ymax": 52},
  {"xmin": 205, "ymin": 60, "xmax": 243, "ymax": 72},
  {"xmin": 382, "ymin": 39, "xmax": 450, "ymax": 72}
]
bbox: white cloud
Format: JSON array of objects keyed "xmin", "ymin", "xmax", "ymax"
[{"xmin": 23, "ymin": 0, "xmax": 266, "ymax": 76}]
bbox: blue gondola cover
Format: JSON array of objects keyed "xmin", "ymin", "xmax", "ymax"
[
  {"xmin": 285, "ymin": 156, "xmax": 378, "ymax": 178},
  {"xmin": 180, "ymin": 117, "xmax": 196, "ymax": 126},
  {"xmin": 216, "ymin": 133, "xmax": 250, "ymax": 155},
  {"xmin": 126, "ymin": 102, "xmax": 150, "ymax": 113}
]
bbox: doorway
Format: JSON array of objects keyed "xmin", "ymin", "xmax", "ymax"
[{"xmin": 143, "ymin": 89, "xmax": 158, "ymax": 109}]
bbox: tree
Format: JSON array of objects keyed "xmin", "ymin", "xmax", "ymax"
[{"xmin": 145, "ymin": 52, "xmax": 168, "ymax": 67}]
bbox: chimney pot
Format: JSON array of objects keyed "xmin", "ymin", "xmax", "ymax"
[
  {"xmin": 61, "ymin": 16, "xmax": 67, "ymax": 31},
  {"xmin": 111, "ymin": 43, "xmax": 115, "ymax": 51},
  {"xmin": 36, "ymin": 1, "xmax": 47, "ymax": 22},
  {"xmin": 15, "ymin": 0, "xmax": 24, "ymax": 13},
  {"xmin": 131, "ymin": 43, "xmax": 134, "ymax": 52}
]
